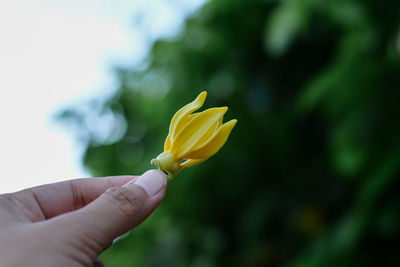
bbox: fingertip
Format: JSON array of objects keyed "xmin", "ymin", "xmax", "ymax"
[{"xmin": 132, "ymin": 170, "xmax": 167, "ymax": 197}]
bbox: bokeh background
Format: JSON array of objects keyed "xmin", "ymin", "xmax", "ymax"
[
  {"xmin": 0, "ymin": 0, "xmax": 203, "ymax": 192},
  {"xmin": 5, "ymin": 0, "xmax": 400, "ymax": 266}
]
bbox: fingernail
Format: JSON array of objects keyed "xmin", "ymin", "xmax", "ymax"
[{"xmin": 134, "ymin": 170, "xmax": 167, "ymax": 197}]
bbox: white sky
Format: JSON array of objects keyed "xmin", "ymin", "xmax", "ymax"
[{"xmin": 0, "ymin": 0, "xmax": 205, "ymax": 193}]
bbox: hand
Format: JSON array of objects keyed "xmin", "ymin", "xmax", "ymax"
[{"xmin": 0, "ymin": 170, "xmax": 167, "ymax": 267}]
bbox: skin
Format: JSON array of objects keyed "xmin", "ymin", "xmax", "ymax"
[{"xmin": 0, "ymin": 170, "xmax": 167, "ymax": 267}]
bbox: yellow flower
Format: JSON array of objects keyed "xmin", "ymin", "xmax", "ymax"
[{"xmin": 151, "ymin": 91, "xmax": 237, "ymax": 179}]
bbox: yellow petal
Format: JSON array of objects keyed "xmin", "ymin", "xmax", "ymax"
[
  {"xmin": 191, "ymin": 115, "xmax": 222, "ymax": 152},
  {"xmin": 165, "ymin": 114, "xmax": 200, "ymax": 152},
  {"xmin": 171, "ymin": 107, "xmax": 228, "ymax": 159},
  {"xmin": 169, "ymin": 91, "xmax": 207, "ymax": 140},
  {"xmin": 180, "ymin": 159, "xmax": 206, "ymax": 168},
  {"xmin": 184, "ymin": 119, "xmax": 237, "ymax": 159},
  {"xmin": 164, "ymin": 134, "xmax": 171, "ymax": 151},
  {"xmin": 172, "ymin": 113, "xmax": 198, "ymax": 139}
]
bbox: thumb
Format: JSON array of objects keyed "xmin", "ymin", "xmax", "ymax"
[{"xmin": 52, "ymin": 170, "xmax": 167, "ymax": 252}]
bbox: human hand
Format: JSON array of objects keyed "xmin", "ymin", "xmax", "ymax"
[{"xmin": 0, "ymin": 170, "xmax": 167, "ymax": 267}]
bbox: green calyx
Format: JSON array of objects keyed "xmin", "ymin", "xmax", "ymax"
[{"xmin": 151, "ymin": 158, "xmax": 174, "ymax": 180}]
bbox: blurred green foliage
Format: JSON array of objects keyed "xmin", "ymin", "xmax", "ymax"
[{"xmin": 60, "ymin": 0, "xmax": 400, "ymax": 266}]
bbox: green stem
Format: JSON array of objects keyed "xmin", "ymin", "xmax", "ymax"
[{"xmin": 151, "ymin": 159, "xmax": 173, "ymax": 180}]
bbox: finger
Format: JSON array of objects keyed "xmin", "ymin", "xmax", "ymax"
[
  {"xmin": 51, "ymin": 170, "xmax": 167, "ymax": 252},
  {"xmin": 19, "ymin": 175, "xmax": 137, "ymax": 219}
]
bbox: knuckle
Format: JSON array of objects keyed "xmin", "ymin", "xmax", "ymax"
[
  {"xmin": 103, "ymin": 187, "xmax": 143, "ymax": 218},
  {"xmin": 70, "ymin": 180, "xmax": 87, "ymax": 210}
]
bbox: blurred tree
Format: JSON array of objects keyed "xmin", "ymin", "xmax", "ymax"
[{"xmin": 60, "ymin": 0, "xmax": 400, "ymax": 266}]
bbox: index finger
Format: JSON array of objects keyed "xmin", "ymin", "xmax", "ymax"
[{"xmin": 20, "ymin": 175, "xmax": 138, "ymax": 219}]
